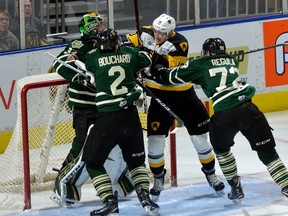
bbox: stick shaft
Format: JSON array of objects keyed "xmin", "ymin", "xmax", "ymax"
[
  {"xmin": 133, "ymin": 0, "xmax": 140, "ymax": 36},
  {"xmin": 45, "ymin": 51, "xmax": 97, "ymax": 92},
  {"xmin": 233, "ymin": 43, "xmax": 287, "ymax": 56},
  {"xmin": 136, "ymin": 79, "xmax": 184, "ymax": 128},
  {"xmin": 45, "ymin": 51, "xmax": 88, "ymax": 78}
]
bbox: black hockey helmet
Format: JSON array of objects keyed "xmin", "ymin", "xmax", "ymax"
[
  {"xmin": 96, "ymin": 29, "xmax": 121, "ymax": 51},
  {"xmin": 202, "ymin": 37, "xmax": 226, "ymax": 56}
]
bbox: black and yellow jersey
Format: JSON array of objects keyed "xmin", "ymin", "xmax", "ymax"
[{"xmin": 125, "ymin": 26, "xmax": 192, "ymax": 91}]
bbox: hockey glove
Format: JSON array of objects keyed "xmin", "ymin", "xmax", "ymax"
[
  {"xmin": 77, "ymin": 72, "xmax": 95, "ymax": 87},
  {"xmin": 150, "ymin": 63, "xmax": 165, "ymax": 83},
  {"xmin": 139, "ymin": 67, "xmax": 153, "ymax": 79}
]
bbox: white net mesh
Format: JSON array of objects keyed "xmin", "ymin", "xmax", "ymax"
[{"xmin": 0, "ymin": 73, "xmax": 73, "ymax": 194}]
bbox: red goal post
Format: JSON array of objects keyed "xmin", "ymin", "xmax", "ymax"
[
  {"xmin": 21, "ymin": 74, "xmax": 68, "ymax": 209},
  {"xmin": 0, "ymin": 73, "xmax": 176, "ymax": 210}
]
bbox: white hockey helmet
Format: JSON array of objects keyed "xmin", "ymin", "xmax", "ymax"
[{"xmin": 152, "ymin": 14, "xmax": 176, "ymax": 37}]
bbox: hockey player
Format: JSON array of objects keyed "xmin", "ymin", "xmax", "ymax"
[
  {"xmin": 51, "ymin": 12, "xmax": 134, "ymax": 206},
  {"xmin": 155, "ymin": 37, "xmax": 288, "ymax": 203},
  {"xmin": 82, "ymin": 29, "xmax": 159, "ymax": 216},
  {"xmin": 124, "ymin": 13, "xmax": 224, "ymax": 201}
]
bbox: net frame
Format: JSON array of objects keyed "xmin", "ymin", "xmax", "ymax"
[{"xmin": 21, "ymin": 74, "xmax": 68, "ymax": 209}]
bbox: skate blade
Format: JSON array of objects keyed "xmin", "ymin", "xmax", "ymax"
[
  {"xmin": 151, "ymin": 195, "xmax": 160, "ymax": 202},
  {"xmin": 215, "ymin": 189, "xmax": 225, "ymax": 196},
  {"xmin": 232, "ymin": 198, "xmax": 244, "ymax": 205},
  {"xmin": 91, "ymin": 212, "xmax": 118, "ymax": 216},
  {"xmin": 144, "ymin": 206, "xmax": 160, "ymax": 216}
]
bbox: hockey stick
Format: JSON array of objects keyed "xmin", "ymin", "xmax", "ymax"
[
  {"xmin": 44, "ymin": 51, "xmax": 96, "ymax": 91},
  {"xmin": 133, "ymin": 0, "xmax": 141, "ymax": 37},
  {"xmin": 133, "ymin": 0, "xmax": 149, "ymax": 114},
  {"xmin": 232, "ymin": 43, "xmax": 288, "ymax": 56},
  {"xmin": 135, "ymin": 79, "xmax": 184, "ymax": 132},
  {"xmin": 44, "ymin": 51, "xmax": 88, "ymax": 78},
  {"xmin": 188, "ymin": 43, "xmax": 288, "ymax": 61}
]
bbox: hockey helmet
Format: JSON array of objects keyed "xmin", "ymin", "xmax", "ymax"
[
  {"xmin": 96, "ymin": 29, "xmax": 121, "ymax": 51},
  {"xmin": 202, "ymin": 37, "xmax": 226, "ymax": 56},
  {"xmin": 79, "ymin": 12, "xmax": 104, "ymax": 36},
  {"xmin": 152, "ymin": 14, "xmax": 176, "ymax": 37}
]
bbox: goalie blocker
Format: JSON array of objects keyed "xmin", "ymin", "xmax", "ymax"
[{"xmin": 51, "ymin": 125, "xmax": 134, "ymax": 206}]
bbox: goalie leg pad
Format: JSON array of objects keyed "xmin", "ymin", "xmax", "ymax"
[
  {"xmin": 54, "ymin": 152, "xmax": 87, "ymax": 204},
  {"xmin": 113, "ymin": 167, "xmax": 134, "ymax": 198},
  {"xmin": 52, "ymin": 179, "xmax": 80, "ymax": 206},
  {"xmin": 104, "ymin": 145, "xmax": 134, "ymax": 197}
]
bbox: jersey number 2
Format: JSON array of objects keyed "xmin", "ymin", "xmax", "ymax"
[{"xmin": 109, "ymin": 66, "xmax": 128, "ymax": 96}]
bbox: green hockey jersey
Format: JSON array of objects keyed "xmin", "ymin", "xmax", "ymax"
[
  {"xmin": 161, "ymin": 53, "xmax": 255, "ymax": 112},
  {"xmin": 85, "ymin": 46, "xmax": 151, "ymax": 112},
  {"xmin": 53, "ymin": 39, "xmax": 97, "ymax": 109}
]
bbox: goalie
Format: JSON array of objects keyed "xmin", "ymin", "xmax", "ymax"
[{"xmin": 50, "ymin": 12, "xmax": 134, "ymax": 206}]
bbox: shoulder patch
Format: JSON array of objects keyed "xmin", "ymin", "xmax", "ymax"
[
  {"xmin": 71, "ymin": 40, "xmax": 84, "ymax": 49},
  {"xmin": 179, "ymin": 42, "xmax": 188, "ymax": 52}
]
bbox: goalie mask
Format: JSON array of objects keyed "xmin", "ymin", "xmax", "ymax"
[
  {"xmin": 202, "ymin": 37, "xmax": 226, "ymax": 56},
  {"xmin": 96, "ymin": 29, "xmax": 121, "ymax": 52},
  {"xmin": 152, "ymin": 13, "xmax": 176, "ymax": 37},
  {"xmin": 79, "ymin": 12, "xmax": 104, "ymax": 36}
]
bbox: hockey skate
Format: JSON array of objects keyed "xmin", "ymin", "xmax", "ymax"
[
  {"xmin": 281, "ymin": 185, "xmax": 288, "ymax": 197},
  {"xmin": 150, "ymin": 169, "xmax": 166, "ymax": 202},
  {"xmin": 136, "ymin": 186, "xmax": 160, "ymax": 216},
  {"xmin": 228, "ymin": 176, "xmax": 244, "ymax": 205},
  {"xmin": 202, "ymin": 168, "xmax": 225, "ymax": 195},
  {"xmin": 90, "ymin": 197, "xmax": 119, "ymax": 216}
]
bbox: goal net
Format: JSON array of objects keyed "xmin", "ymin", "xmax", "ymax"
[{"xmin": 0, "ymin": 73, "xmax": 175, "ymax": 210}]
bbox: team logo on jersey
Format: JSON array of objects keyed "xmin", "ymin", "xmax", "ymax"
[
  {"xmin": 238, "ymin": 95, "xmax": 246, "ymax": 101},
  {"xmin": 179, "ymin": 42, "xmax": 188, "ymax": 52},
  {"xmin": 119, "ymin": 100, "xmax": 127, "ymax": 107},
  {"xmin": 151, "ymin": 122, "xmax": 160, "ymax": 131},
  {"xmin": 71, "ymin": 40, "xmax": 84, "ymax": 49}
]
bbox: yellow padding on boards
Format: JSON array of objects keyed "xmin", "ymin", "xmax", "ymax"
[
  {"xmin": 0, "ymin": 131, "xmax": 13, "ymax": 154},
  {"xmin": 0, "ymin": 122, "xmax": 75, "ymax": 154},
  {"xmin": 28, "ymin": 122, "xmax": 75, "ymax": 148},
  {"xmin": 253, "ymin": 91, "xmax": 288, "ymax": 113}
]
